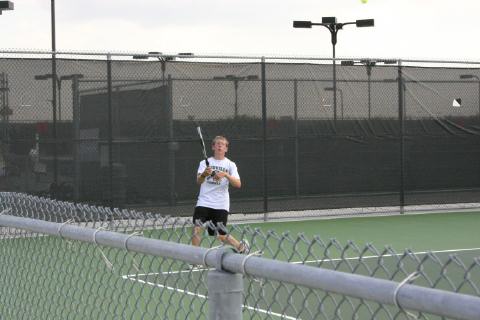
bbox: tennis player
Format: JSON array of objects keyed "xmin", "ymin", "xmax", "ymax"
[{"xmin": 191, "ymin": 135, "xmax": 249, "ymax": 254}]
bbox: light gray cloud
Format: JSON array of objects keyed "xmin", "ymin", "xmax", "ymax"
[{"xmin": 1, "ymin": 0, "xmax": 480, "ymax": 60}]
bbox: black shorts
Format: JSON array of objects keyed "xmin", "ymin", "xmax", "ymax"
[{"xmin": 193, "ymin": 206, "xmax": 229, "ymax": 236}]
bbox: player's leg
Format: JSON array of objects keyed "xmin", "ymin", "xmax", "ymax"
[
  {"xmin": 219, "ymin": 234, "xmax": 250, "ymax": 254},
  {"xmin": 214, "ymin": 210, "xmax": 250, "ymax": 254},
  {"xmin": 192, "ymin": 206, "xmax": 208, "ymax": 246}
]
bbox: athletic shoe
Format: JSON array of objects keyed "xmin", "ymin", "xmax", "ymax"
[
  {"xmin": 237, "ymin": 240, "xmax": 250, "ymax": 254},
  {"xmin": 186, "ymin": 264, "xmax": 202, "ymax": 270}
]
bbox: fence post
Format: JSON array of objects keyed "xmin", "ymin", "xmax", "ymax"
[
  {"xmin": 207, "ymin": 270, "xmax": 243, "ymax": 320},
  {"xmin": 261, "ymin": 56, "xmax": 268, "ymax": 220},
  {"xmin": 167, "ymin": 75, "xmax": 176, "ymax": 206},
  {"xmin": 72, "ymin": 75, "xmax": 81, "ymax": 201},
  {"xmin": 294, "ymin": 79, "xmax": 299, "ymax": 198},
  {"xmin": 106, "ymin": 53, "xmax": 113, "ymax": 208},
  {"xmin": 397, "ymin": 60, "xmax": 405, "ymax": 214}
]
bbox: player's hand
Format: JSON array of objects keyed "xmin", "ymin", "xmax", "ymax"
[
  {"xmin": 213, "ymin": 170, "xmax": 227, "ymax": 181},
  {"xmin": 201, "ymin": 167, "xmax": 213, "ymax": 178}
]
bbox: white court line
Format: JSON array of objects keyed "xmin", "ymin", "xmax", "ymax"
[
  {"xmin": 121, "ymin": 247, "xmax": 480, "ymax": 320},
  {"xmin": 122, "ymin": 274, "xmax": 300, "ymax": 320},
  {"xmin": 292, "ymin": 247, "xmax": 480, "ymax": 265},
  {"xmin": 124, "ymin": 266, "xmax": 213, "ymax": 278},
  {"xmin": 122, "ymin": 275, "xmax": 207, "ymax": 299},
  {"xmin": 123, "ymin": 247, "xmax": 480, "ymax": 278}
]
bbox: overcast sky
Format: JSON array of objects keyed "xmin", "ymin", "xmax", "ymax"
[{"xmin": 0, "ymin": 0, "xmax": 478, "ymax": 60}]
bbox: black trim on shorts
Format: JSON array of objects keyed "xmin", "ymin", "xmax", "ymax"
[{"xmin": 193, "ymin": 206, "xmax": 229, "ymax": 236}]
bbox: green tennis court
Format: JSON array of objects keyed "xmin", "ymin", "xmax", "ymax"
[
  {"xmin": 1, "ymin": 210, "xmax": 479, "ymax": 319},
  {"xmin": 244, "ymin": 211, "xmax": 480, "ymax": 254},
  {"xmin": 135, "ymin": 210, "xmax": 480, "ymax": 319}
]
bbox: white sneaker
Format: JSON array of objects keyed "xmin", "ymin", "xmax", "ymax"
[
  {"xmin": 186, "ymin": 264, "xmax": 202, "ymax": 270},
  {"xmin": 237, "ymin": 240, "xmax": 250, "ymax": 254}
]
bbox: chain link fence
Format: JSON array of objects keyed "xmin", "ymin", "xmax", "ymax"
[
  {"xmin": 0, "ymin": 192, "xmax": 479, "ymax": 319},
  {"xmin": 0, "ymin": 51, "xmax": 479, "ymax": 219}
]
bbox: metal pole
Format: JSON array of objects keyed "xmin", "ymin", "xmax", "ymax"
[
  {"xmin": 107, "ymin": 54, "xmax": 114, "ymax": 207},
  {"xmin": 72, "ymin": 76, "xmax": 80, "ymax": 201},
  {"xmin": 167, "ymin": 75, "xmax": 176, "ymax": 205},
  {"xmin": 339, "ymin": 89, "xmax": 344, "ymax": 120},
  {"xmin": 398, "ymin": 61, "xmax": 405, "ymax": 214},
  {"xmin": 233, "ymin": 79, "xmax": 239, "ymax": 118},
  {"xmin": 50, "ymin": 0, "xmax": 58, "ymax": 188},
  {"xmin": 261, "ymin": 57, "xmax": 268, "ymax": 219},
  {"xmin": 57, "ymin": 79, "xmax": 62, "ymax": 121},
  {"xmin": 161, "ymin": 60, "xmax": 166, "ymax": 85},
  {"xmin": 332, "ymin": 44, "xmax": 337, "ymax": 125},
  {"xmin": 207, "ymin": 270, "xmax": 243, "ymax": 320},
  {"xmin": 294, "ymin": 79, "xmax": 299, "ymax": 198},
  {"xmin": 0, "ymin": 73, "xmax": 6, "ymax": 188},
  {"xmin": 0, "ymin": 73, "xmax": 6, "ymax": 139},
  {"xmin": 367, "ymin": 65, "xmax": 372, "ymax": 119},
  {"xmin": 478, "ymin": 79, "xmax": 480, "ymax": 120}
]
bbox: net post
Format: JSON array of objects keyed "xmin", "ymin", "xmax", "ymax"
[
  {"xmin": 207, "ymin": 246, "xmax": 244, "ymax": 320},
  {"xmin": 207, "ymin": 269, "xmax": 243, "ymax": 320}
]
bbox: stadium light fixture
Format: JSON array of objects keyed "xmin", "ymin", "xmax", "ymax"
[
  {"xmin": 133, "ymin": 52, "xmax": 178, "ymax": 84},
  {"xmin": 342, "ymin": 59, "xmax": 376, "ymax": 119},
  {"xmin": 342, "ymin": 59, "xmax": 397, "ymax": 119},
  {"xmin": 460, "ymin": 74, "xmax": 480, "ymax": 80},
  {"xmin": 356, "ymin": 19, "xmax": 374, "ymax": 27},
  {"xmin": 34, "ymin": 73, "xmax": 84, "ymax": 121},
  {"xmin": 460, "ymin": 74, "xmax": 480, "ymax": 118},
  {"xmin": 148, "ymin": 51, "xmax": 175, "ymax": 84},
  {"xmin": 293, "ymin": 17, "xmax": 374, "ymax": 124},
  {"xmin": 0, "ymin": 1, "xmax": 14, "ymax": 14}
]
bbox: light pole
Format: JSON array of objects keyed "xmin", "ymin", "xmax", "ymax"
[
  {"xmin": 50, "ymin": 0, "xmax": 58, "ymax": 187},
  {"xmin": 133, "ymin": 52, "xmax": 178, "ymax": 85},
  {"xmin": 35, "ymin": 73, "xmax": 85, "ymax": 120},
  {"xmin": 30, "ymin": 1, "xmax": 59, "ymax": 188},
  {"xmin": 460, "ymin": 74, "xmax": 480, "ymax": 119},
  {"xmin": 213, "ymin": 75, "xmax": 259, "ymax": 118},
  {"xmin": 34, "ymin": 73, "xmax": 59, "ymax": 185},
  {"xmin": 325, "ymin": 87, "xmax": 344, "ymax": 119},
  {"xmin": 293, "ymin": 17, "xmax": 374, "ymax": 124},
  {"xmin": 34, "ymin": 74, "xmax": 60, "ymax": 120},
  {"xmin": 341, "ymin": 59, "xmax": 396, "ymax": 119},
  {"xmin": 34, "ymin": 73, "xmax": 83, "ymax": 197},
  {"xmin": 65, "ymin": 74, "xmax": 84, "ymax": 201},
  {"xmin": 148, "ymin": 52, "xmax": 175, "ymax": 84},
  {"xmin": 0, "ymin": 0, "xmax": 14, "ymax": 164}
]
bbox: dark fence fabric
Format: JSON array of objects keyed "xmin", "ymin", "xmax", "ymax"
[{"xmin": 0, "ymin": 53, "xmax": 479, "ymax": 215}]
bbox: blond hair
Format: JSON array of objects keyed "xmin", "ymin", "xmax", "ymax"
[{"xmin": 212, "ymin": 135, "xmax": 229, "ymax": 146}]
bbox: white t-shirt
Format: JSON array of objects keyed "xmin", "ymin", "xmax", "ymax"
[{"xmin": 196, "ymin": 157, "xmax": 240, "ymax": 211}]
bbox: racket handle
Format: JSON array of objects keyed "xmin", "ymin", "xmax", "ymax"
[{"xmin": 205, "ymin": 158, "xmax": 209, "ymax": 167}]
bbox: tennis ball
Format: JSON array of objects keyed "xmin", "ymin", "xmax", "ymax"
[{"xmin": 361, "ymin": 0, "xmax": 368, "ymax": 3}]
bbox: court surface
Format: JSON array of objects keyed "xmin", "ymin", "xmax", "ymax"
[{"xmin": 2, "ymin": 210, "xmax": 479, "ymax": 319}]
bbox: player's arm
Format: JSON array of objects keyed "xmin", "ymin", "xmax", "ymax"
[
  {"xmin": 214, "ymin": 171, "xmax": 241, "ymax": 188},
  {"xmin": 226, "ymin": 174, "xmax": 241, "ymax": 188}
]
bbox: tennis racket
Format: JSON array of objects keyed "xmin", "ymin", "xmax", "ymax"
[
  {"xmin": 196, "ymin": 126, "xmax": 209, "ymax": 167},
  {"xmin": 178, "ymin": 96, "xmax": 212, "ymax": 170}
]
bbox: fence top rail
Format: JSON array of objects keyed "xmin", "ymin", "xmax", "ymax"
[
  {"xmin": 1, "ymin": 49, "xmax": 480, "ymax": 65},
  {"xmin": 0, "ymin": 212, "xmax": 479, "ymax": 320}
]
